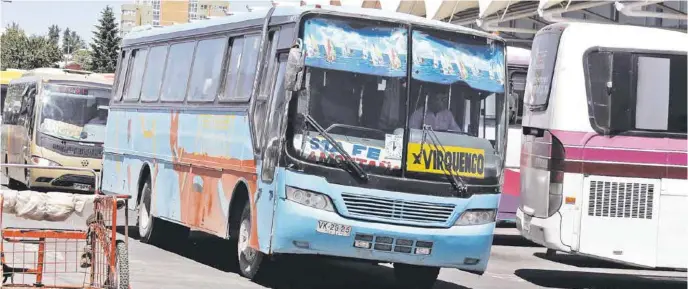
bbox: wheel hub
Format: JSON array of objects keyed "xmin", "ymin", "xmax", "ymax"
[{"xmin": 238, "ymin": 220, "xmax": 255, "ymax": 261}]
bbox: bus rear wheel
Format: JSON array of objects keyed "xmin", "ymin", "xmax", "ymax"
[
  {"xmin": 235, "ymin": 200, "xmax": 264, "ymax": 280},
  {"xmin": 393, "ymin": 263, "xmax": 440, "ymax": 289}
]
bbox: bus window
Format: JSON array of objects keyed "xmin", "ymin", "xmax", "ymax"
[
  {"xmin": 161, "ymin": 41, "xmax": 196, "ymax": 102},
  {"xmin": 222, "ymin": 34, "xmax": 260, "ymax": 102},
  {"xmin": 114, "ymin": 51, "xmax": 130, "ymax": 101},
  {"xmin": 141, "ymin": 45, "xmax": 169, "ymax": 102},
  {"xmin": 509, "ymin": 71, "xmax": 526, "ymax": 125},
  {"xmin": 188, "ymin": 37, "xmax": 228, "ymax": 102},
  {"xmin": 524, "ymin": 28, "xmax": 563, "ymax": 111},
  {"xmin": 124, "ymin": 48, "xmax": 149, "ymax": 101},
  {"xmin": 586, "ymin": 52, "xmax": 687, "ymax": 135},
  {"xmin": 1, "ymin": 85, "xmax": 6, "ymax": 111}
]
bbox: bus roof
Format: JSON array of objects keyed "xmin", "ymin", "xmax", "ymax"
[
  {"xmin": 1, "ymin": 70, "xmax": 25, "ymax": 85},
  {"xmin": 545, "ymin": 22, "xmax": 687, "ymax": 51},
  {"xmin": 123, "ymin": 5, "xmax": 503, "ymax": 46},
  {"xmin": 15, "ymin": 68, "xmax": 113, "ymax": 87}
]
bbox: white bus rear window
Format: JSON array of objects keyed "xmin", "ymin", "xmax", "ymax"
[{"xmin": 524, "ymin": 29, "xmax": 563, "ymax": 110}]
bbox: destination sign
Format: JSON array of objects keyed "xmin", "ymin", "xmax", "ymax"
[{"xmin": 406, "ymin": 143, "xmax": 485, "ymax": 178}]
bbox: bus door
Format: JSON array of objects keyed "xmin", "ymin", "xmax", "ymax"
[{"xmin": 254, "ymin": 52, "xmax": 287, "ymax": 253}]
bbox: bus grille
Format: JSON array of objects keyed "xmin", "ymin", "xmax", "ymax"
[
  {"xmin": 587, "ymin": 180, "xmax": 655, "ymax": 219},
  {"xmin": 341, "ymin": 193, "xmax": 455, "ymax": 225}
]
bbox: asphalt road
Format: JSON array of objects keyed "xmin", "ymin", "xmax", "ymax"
[{"xmin": 1, "ymin": 190, "xmax": 686, "ymax": 289}]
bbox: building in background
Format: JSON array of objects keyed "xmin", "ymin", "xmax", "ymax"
[
  {"xmin": 121, "ymin": 0, "xmax": 230, "ymax": 34},
  {"xmin": 121, "ymin": 3, "xmax": 153, "ymax": 36}
]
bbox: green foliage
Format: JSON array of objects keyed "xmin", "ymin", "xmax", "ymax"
[
  {"xmin": 90, "ymin": 6, "xmax": 121, "ymax": 73},
  {"xmin": 62, "ymin": 27, "xmax": 85, "ymax": 54},
  {"xmin": 72, "ymin": 49, "xmax": 93, "ymax": 71},
  {"xmin": 1, "ymin": 23, "xmax": 61, "ymax": 70},
  {"xmin": 48, "ymin": 25, "xmax": 60, "ymax": 46}
]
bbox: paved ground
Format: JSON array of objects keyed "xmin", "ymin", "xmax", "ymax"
[{"xmin": 1, "ymin": 190, "xmax": 686, "ymax": 289}]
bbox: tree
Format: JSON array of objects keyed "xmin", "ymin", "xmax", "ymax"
[
  {"xmin": 62, "ymin": 27, "xmax": 84, "ymax": 54},
  {"xmin": 48, "ymin": 25, "xmax": 60, "ymax": 46},
  {"xmin": 90, "ymin": 5, "xmax": 121, "ymax": 73},
  {"xmin": 1, "ymin": 23, "xmax": 61, "ymax": 70},
  {"xmin": 26, "ymin": 35, "xmax": 62, "ymax": 68},
  {"xmin": 72, "ymin": 49, "xmax": 93, "ymax": 71},
  {"xmin": 1, "ymin": 23, "xmax": 29, "ymax": 70}
]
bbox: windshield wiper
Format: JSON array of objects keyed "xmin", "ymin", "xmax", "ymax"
[
  {"xmin": 300, "ymin": 113, "xmax": 368, "ymax": 181},
  {"xmin": 419, "ymin": 125, "xmax": 468, "ymax": 196}
]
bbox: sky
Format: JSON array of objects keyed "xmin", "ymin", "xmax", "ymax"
[{"xmin": 0, "ymin": 0, "xmax": 271, "ymax": 44}]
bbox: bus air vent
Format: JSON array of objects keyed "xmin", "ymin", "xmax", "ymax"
[{"xmin": 587, "ymin": 180, "xmax": 654, "ymax": 219}]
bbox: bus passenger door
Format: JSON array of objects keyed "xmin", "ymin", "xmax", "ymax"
[{"xmin": 254, "ymin": 54, "xmax": 287, "ymax": 253}]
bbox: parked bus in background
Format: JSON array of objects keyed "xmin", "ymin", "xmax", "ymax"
[
  {"xmin": 104, "ymin": 6, "xmax": 508, "ymax": 288},
  {"xmin": 1, "ymin": 70, "xmax": 26, "ymax": 112},
  {"xmin": 497, "ymin": 46, "xmax": 529, "ymax": 223},
  {"xmin": 1, "ymin": 69, "xmax": 26, "ymax": 185},
  {"xmin": 517, "ymin": 23, "xmax": 687, "ymax": 269},
  {"xmin": 1, "ymin": 68, "xmax": 112, "ymax": 192}
]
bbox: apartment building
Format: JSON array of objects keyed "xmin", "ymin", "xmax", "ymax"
[
  {"xmin": 121, "ymin": 0, "xmax": 230, "ymax": 35},
  {"xmin": 120, "ymin": 3, "xmax": 153, "ymax": 36}
]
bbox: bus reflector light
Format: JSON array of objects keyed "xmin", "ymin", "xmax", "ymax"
[
  {"xmin": 565, "ymin": 197, "xmax": 576, "ymax": 204},
  {"xmin": 293, "ymin": 241, "xmax": 310, "ymax": 249},
  {"xmin": 354, "ymin": 240, "xmax": 371, "ymax": 249},
  {"xmin": 463, "ymin": 258, "xmax": 480, "ymax": 265},
  {"xmin": 415, "ymin": 247, "xmax": 431, "ymax": 255}
]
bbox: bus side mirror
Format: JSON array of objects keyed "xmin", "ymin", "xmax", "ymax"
[{"xmin": 285, "ymin": 39, "xmax": 305, "ymax": 92}]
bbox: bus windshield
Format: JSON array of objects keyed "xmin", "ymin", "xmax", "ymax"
[
  {"xmin": 38, "ymin": 83, "xmax": 111, "ymax": 143},
  {"xmin": 290, "ymin": 17, "xmax": 506, "ymax": 183}
]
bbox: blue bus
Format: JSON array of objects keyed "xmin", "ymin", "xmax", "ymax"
[{"xmin": 102, "ymin": 6, "xmax": 507, "ymax": 288}]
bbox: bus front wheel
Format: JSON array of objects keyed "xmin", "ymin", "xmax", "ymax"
[
  {"xmin": 137, "ymin": 178, "xmax": 163, "ymax": 244},
  {"xmin": 393, "ymin": 263, "xmax": 440, "ymax": 289},
  {"xmin": 236, "ymin": 201, "xmax": 264, "ymax": 280}
]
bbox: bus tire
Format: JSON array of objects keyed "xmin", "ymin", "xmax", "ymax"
[
  {"xmin": 137, "ymin": 178, "xmax": 162, "ymax": 244},
  {"xmin": 393, "ymin": 263, "xmax": 439, "ymax": 289},
  {"xmin": 236, "ymin": 200, "xmax": 264, "ymax": 280}
]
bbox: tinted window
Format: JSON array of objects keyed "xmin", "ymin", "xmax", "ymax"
[
  {"xmin": 114, "ymin": 51, "xmax": 129, "ymax": 101},
  {"xmin": 509, "ymin": 71, "xmax": 527, "ymax": 125},
  {"xmin": 221, "ymin": 35, "xmax": 260, "ymax": 101},
  {"xmin": 161, "ymin": 41, "xmax": 195, "ymax": 102},
  {"xmin": 586, "ymin": 51, "xmax": 687, "ymax": 135},
  {"xmin": 124, "ymin": 48, "xmax": 148, "ymax": 101},
  {"xmin": 258, "ymin": 32, "xmax": 279, "ymax": 100},
  {"xmin": 141, "ymin": 45, "xmax": 168, "ymax": 101},
  {"xmin": 524, "ymin": 28, "xmax": 563, "ymax": 110},
  {"xmin": 188, "ymin": 37, "xmax": 227, "ymax": 102}
]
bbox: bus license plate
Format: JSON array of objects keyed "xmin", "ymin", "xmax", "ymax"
[
  {"xmin": 73, "ymin": 183, "xmax": 92, "ymax": 191},
  {"xmin": 316, "ymin": 220, "xmax": 351, "ymax": 237}
]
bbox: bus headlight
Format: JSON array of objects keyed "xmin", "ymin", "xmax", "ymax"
[
  {"xmin": 454, "ymin": 209, "xmax": 496, "ymax": 226},
  {"xmin": 31, "ymin": 156, "xmax": 62, "ymax": 167},
  {"xmin": 285, "ymin": 187, "xmax": 335, "ymax": 212}
]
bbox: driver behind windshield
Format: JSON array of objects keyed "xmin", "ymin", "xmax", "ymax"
[
  {"xmin": 409, "ymin": 89, "xmax": 461, "ymax": 131},
  {"xmin": 87, "ymin": 108, "xmax": 107, "ymax": 125}
]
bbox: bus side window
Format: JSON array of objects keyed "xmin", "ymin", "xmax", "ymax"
[
  {"xmin": 114, "ymin": 50, "xmax": 130, "ymax": 102},
  {"xmin": 221, "ymin": 34, "xmax": 260, "ymax": 102}
]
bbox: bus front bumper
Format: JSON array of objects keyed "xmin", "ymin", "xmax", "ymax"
[
  {"xmin": 515, "ymin": 208, "xmax": 570, "ymax": 252},
  {"xmin": 271, "ymin": 198, "xmax": 495, "ymax": 272},
  {"xmin": 29, "ymin": 167, "xmax": 97, "ymax": 192}
]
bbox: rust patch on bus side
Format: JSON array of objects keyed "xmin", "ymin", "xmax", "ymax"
[{"xmin": 169, "ymin": 111, "xmax": 259, "ymax": 247}]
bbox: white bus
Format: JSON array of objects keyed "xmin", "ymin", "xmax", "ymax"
[{"xmin": 517, "ymin": 23, "xmax": 687, "ymax": 269}]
